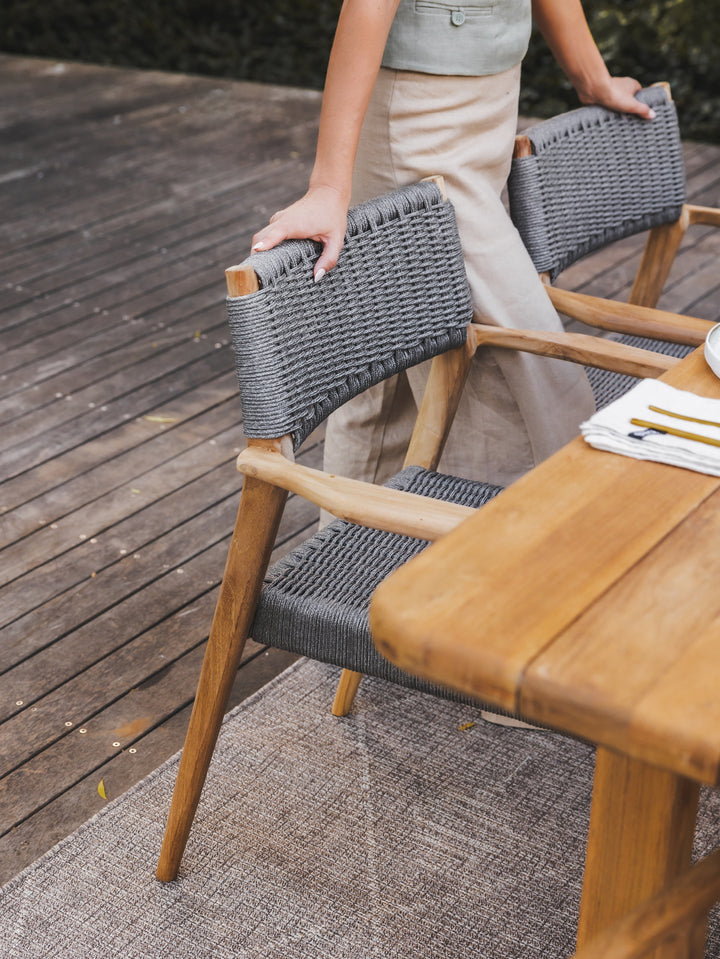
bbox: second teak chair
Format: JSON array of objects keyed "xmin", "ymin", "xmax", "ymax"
[{"xmin": 507, "ymin": 83, "xmax": 717, "ymax": 360}]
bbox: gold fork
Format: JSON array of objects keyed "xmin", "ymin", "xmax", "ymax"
[{"xmin": 648, "ymin": 404, "xmax": 720, "ymax": 430}]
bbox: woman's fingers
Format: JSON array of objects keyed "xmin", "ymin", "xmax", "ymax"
[
  {"xmin": 249, "ymin": 187, "xmax": 350, "ymax": 279},
  {"xmin": 313, "ymin": 232, "xmax": 345, "ymax": 281},
  {"xmin": 603, "ymin": 77, "xmax": 657, "ymax": 120},
  {"xmin": 250, "ymin": 222, "xmax": 288, "ymax": 252}
]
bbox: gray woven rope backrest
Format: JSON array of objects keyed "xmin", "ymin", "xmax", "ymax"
[
  {"xmin": 226, "ymin": 180, "xmax": 473, "ymax": 451},
  {"xmin": 507, "ymin": 86, "xmax": 686, "ymax": 281}
]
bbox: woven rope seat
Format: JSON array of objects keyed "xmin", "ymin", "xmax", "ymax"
[
  {"xmin": 252, "ymin": 466, "xmax": 502, "ymax": 705},
  {"xmin": 508, "ymin": 86, "xmax": 686, "ymax": 281}
]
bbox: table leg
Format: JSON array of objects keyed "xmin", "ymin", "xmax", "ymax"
[{"xmin": 577, "ymin": 747, "xmax": 701, "ymax": 954}]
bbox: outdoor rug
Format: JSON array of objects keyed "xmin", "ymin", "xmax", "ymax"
[{"xmin": 2, "ymin": 658, "xmax": 719, "ymax": 959}]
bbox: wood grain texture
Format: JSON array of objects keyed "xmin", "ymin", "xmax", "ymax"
[
  {"xmin": 370, "ymin": 351, "xmax": 720, "ymax": 762},
  {"xmin": 572, "ymin": 847, "xmax": 720, "ymax": 959},
  {"xmin": 156, "ymin": 477, "xmax": 289, "ymax": 880},
  {"xmin": 547, "ymin": 284, "xmax": 713, "ymax": 345},
  {"xmin": 576, "ymin": 750, "xmax": 700, "ymax": 951},
  {"xmin": 629, "ymin": 211, "xmax": 690, "ymax": 308},
  {"xmin": 521, "ymin": 490, "xmax": 720, "ymax": 784},
  {"xmin": 236, "ymin": 444, "xmax": 475, "ymax": 541},
  {"xmin": 470, "ymin": 322, "xmax": 679, "ymax": 375}
]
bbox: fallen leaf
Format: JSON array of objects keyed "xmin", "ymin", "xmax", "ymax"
[{"xmin": 97, "ymin": 779, "xmax": 107, "ymax": 799}]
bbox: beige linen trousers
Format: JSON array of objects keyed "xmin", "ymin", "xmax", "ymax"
[{"xmin": 323, "ymin": 64, "xmax": 596, "ymax": 489}]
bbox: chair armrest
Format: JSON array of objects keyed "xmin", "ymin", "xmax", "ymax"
[
  {"xmin": 571, "ymin": 847, "xmax": 720, "ymax": 959},
  {"xmin": 236, "ymin": 445, "xmax": 475, "ymax": 541},
  {"xmin": 687, "ymin": 203, "xmax": 720, "ymax": 228},
  {"xmin": 546, "ymin": 286, "xmax": 713, "ymax": 346},
  {"xmin": 468, "ymin": 324, "xmax": 678, "ymax": 378}
]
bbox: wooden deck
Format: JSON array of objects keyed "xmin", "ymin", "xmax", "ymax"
[{"xmin": 1, "ymin": 53, "xmax": 718, "ymax": 885}]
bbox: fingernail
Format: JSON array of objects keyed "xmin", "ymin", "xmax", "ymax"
[
  {"xmin": 648, "ymin": 109, "xmax": 656, "ymax": 119},
  {"xmin": 314, "ymin": 267, "xmax": 326, "ymax": 283},
  {"xmin": 251, "ymin": 241, "xmax": 265, "ymax": 252}
]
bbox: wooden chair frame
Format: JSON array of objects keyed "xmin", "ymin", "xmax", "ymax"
[
  {"xmin": 156, "ymin": 241, "xmax": 676, "ymax": 882},
  {"xmin": 513, "ymin": 83, "xmax": 719, "ymax": 349}
]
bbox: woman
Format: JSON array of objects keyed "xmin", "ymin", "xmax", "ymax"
[{"xmin": 251, "ymin": 0, "xmax": 654, "ymax": 488}]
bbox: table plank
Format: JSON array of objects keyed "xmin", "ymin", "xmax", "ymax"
[
  {"xmin": 370, "ymin": 351, "xmax": 720, "ymax": 733},
  {"xmin": 522, "ymin": 489, "xmax": 720, "ymax": 784}
]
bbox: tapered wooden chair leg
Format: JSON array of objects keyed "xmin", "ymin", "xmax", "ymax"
[
  {"xmin": 331, "ymin": 669, "xmax": 363, "ymax": 716},
  {"xmin": 629, "ymin": 213, "xmax": 689, "ymax": 308},
  {"xmin": 156, "ymin": 477, "xmax": 288, "ymax": 882},
  {"xmin": 329, "ymin": 343, "xmax": 475, "ymax": 720}
]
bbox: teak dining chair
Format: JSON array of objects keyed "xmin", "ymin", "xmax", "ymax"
[
  {"xmin": 156, "ymin": 178, "xmax": 677, "ymax": 882},
  {"xmin": 507, "ymin": 83, "xmax": 717, "ymax": 361}
]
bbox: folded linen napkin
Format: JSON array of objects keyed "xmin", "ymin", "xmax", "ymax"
[{"xmin": 580, "ymin": 379, "xmax": 720, "ymax": 476}]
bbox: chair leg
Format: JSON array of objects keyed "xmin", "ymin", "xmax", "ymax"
[
  {"xmin": 629, "ymin": 213, "xmax": 689, "ymax": 308},
  {"xmin": 329, "ymin": 345, "xmax": 474, "ymax": 721},
  {"xmin": 332, "ymin": 669, "xmax": 363, "ymax": 716},
  {"xmin": 156, "ymin": 477, "xmax": 288, "ymax": 882}
]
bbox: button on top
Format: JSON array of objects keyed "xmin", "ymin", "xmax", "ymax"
[{"xmin": 451, "ymin": 9, "xmax": 466, "ymax": 25}]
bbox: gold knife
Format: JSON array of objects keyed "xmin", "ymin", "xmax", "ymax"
[{"xmin": 630, "ymin": 418, "xmax": 720, "ymax": 448}]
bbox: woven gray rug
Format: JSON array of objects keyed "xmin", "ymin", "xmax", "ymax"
[{"xmin": 2, "ymin": 659, "xmax": 719, "ymax": 959}]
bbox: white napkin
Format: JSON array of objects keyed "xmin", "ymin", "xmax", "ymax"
[{"xmin": 580, "ymin": 379, "xmax": 720, "ymax": 476}]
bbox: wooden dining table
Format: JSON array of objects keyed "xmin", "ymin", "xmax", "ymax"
[{"xmin": 369, "ymin": 346, "xmax": 720, "ymax": 951}]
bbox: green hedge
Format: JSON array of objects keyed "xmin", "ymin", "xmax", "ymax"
[
  {"xmin": 521, "ymin": 0, "xmax": 720, "ymax": 144},
  {"xmin": 0, "ymin": 1, "xmax": 344, "ymax": 89},
  {"xmin": 1, "ymin": 0, "xmax": 718, "ymax": 141}
]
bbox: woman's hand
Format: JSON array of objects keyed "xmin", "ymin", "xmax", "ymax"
[
  {"xmin": 250, "ymin": 0, "xmax": 400, "ymax": 282},
  {"xmin": 532, "ymin": 0, "xmax": 655, "ymax": 121},
  {"xmin": 575, "ymin": 75, "xmax": 655, "ymax": 120},
  {"xmin": 251, "ymin": 185, "xmax": 349, "ymax": 282}
]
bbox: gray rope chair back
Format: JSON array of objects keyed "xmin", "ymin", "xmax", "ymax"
[
  {"xmin": 507, "ymin": 86, "xmax": 686, "ymax": 282},
  {"xmin": 226, "ymin": 180, "xmax": 473, "ymax": 451}
]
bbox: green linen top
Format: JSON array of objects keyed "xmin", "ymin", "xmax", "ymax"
[{"xmin": 382, "ymin": 0, "xmax": 532, "ymax": 76}]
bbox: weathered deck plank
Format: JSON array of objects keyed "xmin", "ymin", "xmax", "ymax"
[
  {"xmin": 1, "ymin": 53, "xmax": 718, "ymax": 886},
  {"xmin": 0, "ymin": 54, "xmax": 322, "ymax": 883}
]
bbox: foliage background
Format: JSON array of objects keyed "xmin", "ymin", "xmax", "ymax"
[{"xmin": 1, "ymin": 0, "xmax": 718, "ymax": 142}]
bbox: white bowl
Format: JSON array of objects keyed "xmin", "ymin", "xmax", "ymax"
[{"xmin": 705, "ymin": 322, "xmax": 720, "ymax": 379}]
